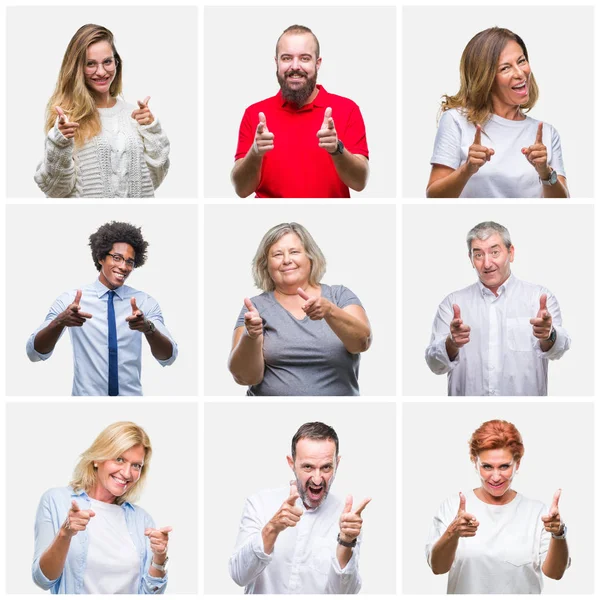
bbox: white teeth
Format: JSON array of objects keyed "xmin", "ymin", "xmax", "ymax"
[{"xmin": 513, "ymin": 82, "xmax": 526, "ymax": 89}]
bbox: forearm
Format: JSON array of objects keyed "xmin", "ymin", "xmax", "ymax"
[
  {"xmin": 231, "ymin": 152, "xmax": 263, "ymax": 198},
  {"xmin": 34, "ymin": 320, "xmax": 66, "ymax": 354},
  {"xmin": 261, "ymin": 523, "xmax": 279, "ymax": 555},
  {"xmin": 336, "ymin": 544, "xmax": 353, "ymax": 569},
  {"xmin": 331, "ymin": 152, "xmax": 369, "ymax": 192},
  {"xmin": 145, "ymin": 329, "xmax": 174, "ymax": 361},
  {"xmin": 426, "ymin": 164, "xmax": 472, "ymax": 198},
  {"xmin": 541, "ymin": 180, "xmax": 569, "ymax": 199},
  {"xmin": 445, "ymin": 336, "xmax": 459, "ymax": 361},
  {"xmin": 229, "ymin": 332, "xmax": 265, "ymax": 385},
  {"xmin": 325, "ymin": 306, "xmax": 371, "ymax": 354},
  {"xmin": 429, "ymin": 530, "xmax": 459, "ymax": 575},
  {"xmin": 326, "ymin": 547, "xmax": 361, "ymax": 594},
  {"xmin": 38, "ymin": 529, "xmax": 72, "ymax": 582},
  {"xmin": 542, "ymin": 538, "xmax": 569, "ymax": 580},
  {"xmin": 148, "ymin": 555, "xmax": 167, "ymax": 579}
]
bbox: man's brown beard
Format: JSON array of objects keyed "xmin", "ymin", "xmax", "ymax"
[{"xmin": 277, "ymin": 70, "xmax": 317, "ymax": 107}]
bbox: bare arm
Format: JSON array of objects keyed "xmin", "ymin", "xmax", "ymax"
[
  {"xmin": 331, "ymin": 152, "xmax": 369, "ymax": 192},
  {"xmin": 426, "ymin": 163, "xmax": 473, "ymax": 198},
  {"xmin": 231, "ymin": 152, "xmax": 264, "ymax": 198},
  {"xmin": 542, "ymin": 174, "xmax": 569, "ymax": 198},
  {"xmin": 229, "ymin": 327, "xmax": 265, "ymax": 386},
  {"xmin": 38, "ymin": 528, "xmax": 72, "ymax": 581},
  {"xmin": 324, "ymin": 305, "xmax": 372, "ymax": 354},
  {"xmin": 144, "ymin": 329, "xmax": 174, "ymax": 361},
  {"xmin": 542, "ymin": 537, "xmax": 569, "ymax": 580}
]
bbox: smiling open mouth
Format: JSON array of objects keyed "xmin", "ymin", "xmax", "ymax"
[{"xmin": 307, "ymin": 484, "xmax": 325, "ymax": 502}]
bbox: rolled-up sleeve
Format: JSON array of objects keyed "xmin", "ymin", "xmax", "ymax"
[
  {"xmin": 325, "ymin": 541, "xmax": 362, "ymax": 594},
  {"xmin": 34, "ymin": 122, "xmax": 77, "ymax": 198},
  {"xmin": 32, "ymin": 491, "xmax": 61, "ymax": 591},
  {"xmin": 26, "ymin": 293, "xmax": 70, "ymax": 362},
  {"xmin": 425, "ymin": 298, "xmax": 461, "ymax": 374},
  {"xmin": 535, "ymin": 291, "xmax": 570, "ymax": 360},
  {"xmin": 140, "ymin": 513, "xmax": 168, "ymax": 594},
  {"xmin": 142, "ymin": 295, "xmax": 178, "ymax": 366}
]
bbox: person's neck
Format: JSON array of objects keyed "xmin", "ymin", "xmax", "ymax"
[
  {"xmin": 94, "ymin": 92, "xmax": 116, "ymax": 109},
  {"xmin": 474, "ymin": 487, "xmax": 517, "ymax": 505},
  {"xmin": 275, "ymin": 282, "xmax": 314, "ymax": 298},
  {"xmin": 492, "ymin": 101, "xmax": 524, "ymax": 121},
  {"xmin": 482, "ymin": 273, "xmax": 510, "ymax": 297},
  {"xmin": 88, "ymin": 485, "xmax": 117, "ymax": 504}
]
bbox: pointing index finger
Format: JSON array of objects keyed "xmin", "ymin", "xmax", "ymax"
[
  {"xmin": 297, "ymin": 287, "xmax": 310, "ymax": 301},
  {"xmin": 473, "ymin": 124, "xmax": 482, "ymax": 146},
  {"xmin": 551, "ymin": 488, "xmax": 561, "ymax": 511},
  {"xmin": 536, "ymin": 121, "xmax": 544, "ymax": 144},
  {"xmin": 354, "ymin": 497, "xmax": 371, "ymax": 516},
  {"xmin": 131, "ymin": 297, "xmax": 138, "ymax": 314}
]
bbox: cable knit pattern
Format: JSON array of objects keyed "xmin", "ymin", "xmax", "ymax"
[{"xmin": 34, "ymin": 98, "xmax": 170, "ymax": 198}]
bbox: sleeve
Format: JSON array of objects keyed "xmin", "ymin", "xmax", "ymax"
[
  {"xmin": 333, "ymin": 285, "xmax": 363, "ymax": 310},
  {"xmin": 535, "ymin": 290, "xmax": 570, "ymax": 360},
  {"xmin": 342, "ymin": 104, "xmax": 369, "ymax": 159},
  {"xmin": 235, "ymin": 304, "xmax": 247, "ymax": 329},
  {"xmin": 430, "ymin": 111, "xmax": 462, "ymax": 170},
  {"xmin": 425, "ymin": 297, "xmax": 461, "ymax": 374},
  {"xmin": 34, "ymin": 121, "xmax": 77, "ymax": 198},
  {"xmin": 140, "ymin": 512, "xmax": 168, "ymax": 594},
  {"xmin": 234, "ymin": 108, "xmax": 255, "ymax": 161},
  {"xmin": 425, "ymin": 496, "xmax": 455, "ymax": 569},
  {"xmin": 325, "ymin": 539, "xmax": 362, "ymax": 594},
  {"xmin": 141, "ymin": 295, "xmax": 178, "ymax": 366},
  {"xmin": 548, "ymin": 125, "xmax": 566, "ymax": 178},
  {"xmin": 228, "ymin": 497, "xmax": 273, "ymax": 587},
  {"xmin": 26, "ymin": 292, "xmax": 71, "ymax": 362},
  {"xmin": 32, "ymin": 490, "xmax": 62, "ymax": 591},
  {"xmin": 137, "ymin": 118, "xmax": 170, "ymax": 190}
]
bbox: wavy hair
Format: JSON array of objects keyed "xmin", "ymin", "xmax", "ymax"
[{"xmin": 45, "ymin": 24, "xmax": 123, "ymax": 146}]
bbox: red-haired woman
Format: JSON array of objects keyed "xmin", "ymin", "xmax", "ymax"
[{"xmin": 426, "ymin": 420, "xmax": 570, "ymax": 593}]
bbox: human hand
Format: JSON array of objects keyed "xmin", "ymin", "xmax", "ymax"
[
  {"xmin": 449, "ymin": 492, "xmax": 479, "ymax": 538},
  {"xmin": 541, "ymin": 489, "xmax": 564, "ymax": 536},
  {"xmin": 126, "ymin": 298, "xmax": 153, "ymax": 333},
  {"xmin": 339, "ymin": 495, "xmax": 371, "ymax": 544},
  {"xmin": 145, "ymin": 526, "xmax": 172, "ymax": 561},
  {"xmin": 449, "ymin": 304, "xmax": 470, "ymax": 348},
  {"xmin": 252, "ymin": 112, "xmax": 275, "ymax": 156},
  {"xmin": 55, "ymin": 290, "xmax": 93, "ymax": 327},
  {"xmin": 297, "ymin": 287, "xmax": 332, "ymax": 320},
  {"xmin": 466, "ymin": 124, "xmax": 494, "ymax": 175},
  {"xmin": 243, "ymin": 297, "xmax": 263, "ymax": 339},
  {"xmin": 62, "ymin": 500, "xmax": 95, "ymax": 537},
  {"xmin": 267, "ymin": 482, "xmax": 303, "ymax": 534},
  {"xmin": 317, "ymin": 107, "xmax": 338, "ymax": 154},
  {"xmin": 529, "ymin": 294, "xmax": 553, "ymax": 340},
  {"xmin": 521, "ymin": 122, "xmax": 550, "ymax": 178},
  {"xmin": 55, "ymin": 106, "xmax": 80, "ymax": 139},
  {"xmin": 131, "ymin": 96, "xmax": 155, "ymax": 126}
]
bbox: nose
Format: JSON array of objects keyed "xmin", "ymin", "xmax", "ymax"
[
  {"xmin": 282, "ymin": 251, "xmax": 292, "ymax": 264},
  {"xmin": 311, "ymin": 471, "xmax": 324, "ymax": 485},
  {"xmin": 121, "ymin": 463, "xmax": 132, "ymax": 479},
  {"xmin": 483, "ymin": 253, "xmax": 493, "ymax": 268}
]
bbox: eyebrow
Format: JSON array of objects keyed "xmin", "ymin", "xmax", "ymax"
[
  {"xmin": 472, "ymin": 244, "xmax": 500, "ymax": 252},
  {"xmin": 499, "ymin": 54, "xmax": 525, "ymax": 67}
]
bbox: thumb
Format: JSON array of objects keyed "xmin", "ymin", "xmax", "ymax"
[
  {"xmin": 452, "ymin": 303, "xmax": 461, "ymax": 321},
  {"xmin": 159, "ymin": 526, "xmax": 173, "ymax": 534},
  {"xmin": 473, "ymin": 124, "xmax": 482, "ymax": 145},
  {"xmin": 539, "ymin": 294, "xmax": 547, "ymax": 313},
  {"xmin": 257, "ymin": 111, "xmax": 268, "ymax": 133},
  {"xmin": 287, "ymin": 481, "xmax": 299, "ymax": 504},
  {"xmin": 131, "ymin": 297, "xmax": 138, "ymax": 314},
  {"xmin": 458, "ymin": 492, "xmax": 466, "ymax": 513},
  {"xmin": 55, "ymin": 106, "xmax": 66, "ymax": 123},
  {"xmin": 536, "ymin": 121, "xmax": 544, "ymax": 144},
  {"xmin": 71, "ymin": 500, "xmax": 80, "ymax": 512},
  {"xmin": 144, "ymin": 528, "xmax": 153, "ymax": 536},
  {"xmin": 244, "ymin": 297, "xmax": 256, "ymax": 313},
  {"xmin": 142, "ymin": 96, "xmax": 151, "ymax": 106},
  {"xmin": 88, "ymin": 510, "xmax": 96, "ymax": 518},
  {"xmin": 323, "ymin": 106, "xmax": 333, "ymax": 128},
  {"xmin": 297, "ymin": 287, "xmax": 310, "ymax": 301},
  {"xmin": 343, "ymin": 494, "xmax": 353, "ymax": 514}
]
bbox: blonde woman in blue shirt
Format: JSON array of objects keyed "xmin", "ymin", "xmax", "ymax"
[{"xmin": 32, "ymin": 422, "xmax": 171, "ymax": 594}]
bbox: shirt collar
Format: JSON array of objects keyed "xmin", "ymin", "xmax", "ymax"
[
  {"xmin": 70, "ymin": 487, "xmax": 135, "ymax": 511},
  {"xmin": 278, "ymin": 84, "xmax": 328, "ymax": 112},
  {"xmin": 476, "ymin": 272, "xmax": 515, "ymax": 298},
  {"xmin": 92, "ymin": 277, "xmax": 125, "ymax": 300}
]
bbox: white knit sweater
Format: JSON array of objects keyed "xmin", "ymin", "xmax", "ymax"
[{"xmin": 34, "ymin": 98, "xmax": 170, "ymax": 198}]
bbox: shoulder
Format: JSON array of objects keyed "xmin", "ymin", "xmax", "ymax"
[
  {"xmin": 38, "ymin": 486, "xmax": 74, "ymax": 507},
  {"xmin": 244, "ymin": 94, "xmax": 280, "ymax": 114},
  {"xmin": 321, "ymin": 89, "xmax": 360, "ymax": 110},
  {"xmin": 515, "ymin": 493, "xmax": 546, "ymax": 514},
  {"xmin": 247, "ymin": 486, "xmax": 288, "ymax": 506},
  {"xmin": 127, "ymin": 501, "xmax": 155, "ymax": 524},
  {"xmin": 324, "ymin": 284, "xmax": 357, "ymax": 301},
  {"xmin": 512, "ymin": 276, "xmax": 551, "ymax": 295},
  {"xmin": 525, "ymin": 115, "xmax": 560, "ymax": 137},
  {"xmin": 434, "ymin": 492, "xmax": 460, "ymax": 517},
  {"xmin": 439, "ymin": 108, "xmax": 465, "ymax": 125},
  {"xmin": 440, "ymin": 282, "xmax": 479, "ymax": 305},
  {"xmin": 247, "ymin": 291, "xmax": 276, "ymax": 312}
]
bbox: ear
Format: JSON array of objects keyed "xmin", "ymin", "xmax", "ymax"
[
  {"xmin": 316, "ymin": 57, "xmax": 322, "ymax": 71},
  {"xmin": 509, "ymin": 245, "xmax": 515, "ymax": 263},
  {"xmin": 286, "ymin": 455, "xmax": 294, "ymax": 471},
  {"xmin": 515, "ymin": 459, "xmax": 521, "ymax": 472},
  {"xmin": 336, "ymin": 454, "xmax": 341, "ymax": 469},
  {"xmin": 468, "ymin": 251, "xmax": 475, "ymax": 268}
]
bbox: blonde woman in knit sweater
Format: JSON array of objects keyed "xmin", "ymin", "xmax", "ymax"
[{"xmin": 35, "ymin": 24, "xmax": 170, "ymax": 198}]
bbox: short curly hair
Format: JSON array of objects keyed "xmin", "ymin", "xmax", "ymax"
[
  {"xmin": 468, "ymin": 419, "xmax": 525, "ymax": 463},
  {"xmin": 89, "ymin": 222, "xmax": 149, "ymax": 271}
]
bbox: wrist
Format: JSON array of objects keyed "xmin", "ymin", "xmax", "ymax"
[
  {"xmin": 337, "ymin": 532, "xmax": 357, "ymax": 547},
  {"xmin": 143, "ymin": 319, "xmax": 156, "ymax": 335}
]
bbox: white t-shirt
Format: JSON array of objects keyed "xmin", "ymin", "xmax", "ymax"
[
  {"xmin": 425, "ymin": 490, "xmax": 557, "ymax": 594},
  {"xmin": 83, "ymin": 498, "xmax": 141, "ymax": 594},
  {"xmin": 431, "ymin": 108, "xmax": 566, "ymax": 198}
]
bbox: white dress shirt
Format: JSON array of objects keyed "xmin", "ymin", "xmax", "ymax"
[
  {"xmin": 26, "ymin": 278, "xmax": 177, "ymax": 395},
  {"xmin": 229, "ymin": 487, "xmax": 362, "ymax": 594},
  {"xmin": 425, "ymin": 274, "xmax": 570, "ymax": 396}
]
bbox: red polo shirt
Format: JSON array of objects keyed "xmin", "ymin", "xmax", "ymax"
[{"xmin": 235, "ymin": 85, "xmax": 369, "ymax": 198}]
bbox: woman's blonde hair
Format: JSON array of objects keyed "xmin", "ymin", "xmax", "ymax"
[
  {"xmin": 252, "ymin": 222, "xmax": 327, "ymax": 292},
  {"xmin": 45, "ymin": 24, "xmax": 123, "ymax": 146},
  {"xmin": 441, "ymin": 27, "xmax": 539, "ymax": 126},
  {"xmin": 70, "ymin": 421, "xmax": 151, "ymax": 505}
]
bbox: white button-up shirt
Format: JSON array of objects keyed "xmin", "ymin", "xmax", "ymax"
[
  {"xmin": 26, "ymin": 278, "xmax": 177, "ymax": 395},
  {"xmin": 229, "ymin": 487, "xmax": 362, "ymax": 594},
  {"xmin": 425, "ymin": 275, "xmax": 570, "ymax": 396}
]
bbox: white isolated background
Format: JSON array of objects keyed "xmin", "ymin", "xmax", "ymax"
[
  {"xmin": 402, "ymin": 203, "xmax": 594, "ymax": 396},
  {"xmin": 402, "ymin": 401, "xmax": 594, "ymax": 594},
  {"xmin": 6, "ymin": 204, "xmax": 198, "ymax": 396},
  {"xmin": 204, "ymin": 204, "xmax": 396, "ymax": 396},
  {"xmin": 402, "ymin": 5, "xmax": 594, "ymax": 198},
  {"xmin": 204, "ymin": 401, "xmax": 396, "ymax": 594},
  {"xmin": 6, "ymin": 401, "xmax": 198, "ymax": 594},
  {"xmin": 204, "ymin": 5, "xmax": 396, "ymax": 198},
  {"xmin": 6, "ymin": 5, "xmax": 198, "ymax": 198}
]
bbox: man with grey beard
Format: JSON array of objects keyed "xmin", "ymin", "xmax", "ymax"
[
  {"xmin": 228, "ymin": 422, "xmax": 371, "ymax": 593},
  {"xmin": 231, "ymin": 25, "xmax": 370, "ymax": 199}
]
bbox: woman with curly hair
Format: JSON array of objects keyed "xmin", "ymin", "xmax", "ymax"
[
  {"xmin": 34, "ymin": 24, "xmax": 170, "ymax": 198},
  {"xmin": 26, "ymin": 221, "xmax": 178, "ymax": 395},
  {"xmin": 426, "ymin": 27, "xmax": 569, "ymax": 198}
]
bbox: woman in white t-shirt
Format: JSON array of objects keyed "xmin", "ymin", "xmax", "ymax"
[
  {"xmin": 426, "ymin": 419, "xmax": 570, "ymax": 594},
  {"xmin": 32, "ymin": 422, "xmax": 172, "ymax": 594},
  {"xmin": 427, "ymin": 27, "xmax": 569, "ymax": 198}
]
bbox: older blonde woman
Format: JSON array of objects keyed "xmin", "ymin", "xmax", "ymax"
[
  {"xmin": 426, "ymin": 420, "xmax": 570, "ymax": 594},
  {"xmin": 32, "ymin": 422, "xmax": 171, "ymax": 594},
  {"xmin": 34, "ymin": 24, "xmax": 169, "ymax": 197},
  {"xmin": 427, "ymin": 27, "xmax": 568, "ymax": 198},
  {"xmin": 228, "ymin": 222, "xmax": 372, "ymax": 396}
]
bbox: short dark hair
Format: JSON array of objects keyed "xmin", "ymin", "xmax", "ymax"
[
  {"xmin": 276, "ymin": 24, "xmax": 320, "ymax": 59},
  {"xmin": 88, "ymin": 221, "xmax": 149, "ymax": 271},
  {"xmin": 291, "ymin": 422, "xmax": 339, "ymax": 460}
]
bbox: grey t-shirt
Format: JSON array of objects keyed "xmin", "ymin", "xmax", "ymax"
[{"xmin": 235, "ymin": 284, "xmax": 363, "ymax": 396}]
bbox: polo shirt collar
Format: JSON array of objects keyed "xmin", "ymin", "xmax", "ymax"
[
  {"xmin": 278, "ymin": 84, "xmax": 329, "ymax": 112},
  {"xmin": 93, "ymin": 277, "xmax": 125, "ymax": 300}
]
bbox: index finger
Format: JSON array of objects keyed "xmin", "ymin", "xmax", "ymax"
[
  {"xmin": 551, "ymin": 488, "xmax": 561, "ymax": 511},
  {"xmin": 71, "ymin": 500, "xmax": 80, "ymax": 512},
  {"xmin": 73, "ymin": 289, "xmax": 82, "ymax": 305},
  {"xmin": 139, "ymin": 96, "xmax": 151, "ymax": 108},
  {"xmin": 297, "ymin": 287, "xmax": 310, "ymax": 301},
  {"xmin": 536, "ymin": 121, "xmax": 544, "ymax": 144},
  {"xmin": 354, "ymin": 497, "xmax": 371, "ymax": 516},
  {"xmin": 159, "ymin": 526, "xmax": 173, "ymax": 534},
  {"xmin": 55, "ymin": 106, "xmax": 66, "ymax": 123},
  {"xmin": 131, "ymin": 297, "xmax": 138, "ymax": 313},
  {"xmin": 473, "ymin": 124, "xmax": 482, "ymax": 145},
  {"xmin": 244, "ymin": 297, "xmax": 256, "ymax": 312}
]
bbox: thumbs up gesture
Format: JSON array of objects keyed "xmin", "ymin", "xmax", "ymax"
[
  {"xmin": 252, "ymin": 112, "xmax": 275, "ymax": 156},
  {"xmin": 449, "ymin": 304, "xmax": 470, "ymax": 348},
  {"xmin": 267, "ymin": 481, "xmax": 304, "ymax": 534},
  {"xmin": 126, "ymin": 297, "xmax": 154, "ymax": 333},
  {"xmin": 62, "ymin": 499, "xmax": 95, "ymax": 537},
  {"xmin": 131, "ymin": 96, "xmax": 155, "ymax": 125},
  {"xmin": 297, "ymin": 287, "xmax": 332, "ymax": 320},
  {"xmin": 55, "ymin": 106, "xmax": 80, "ymax": 139},
  {"xmin": 541, "ymin": 489, "xmax": 564, "ymax": 536},
  {"xmin": 522, "ymin": 122, "xmax": 550, "ymax": 178},
  {"xmin": 338, "ymin": 495, "xmax": 371, "ymax": 544},
  {"xmin": 529, "ymin": 294, "xmax": 553, "ymax": 340},
  {"xmin": 317, "ymin": 106, "xmax": 339, "ymax": 153},
  {"xmin": 466, "ymin": 124, "xmax": 494, "ymax": 174},
  {"xmin": 449, "ymin": 492, "xmax": 479, "ymax": 538},
  {"xmin": 56, "ymin": 290, "xmax": 93, "ymax": 327},
  {"xmin": 243, "ymin": 297, "xmax": 263, "ymax": 339}
]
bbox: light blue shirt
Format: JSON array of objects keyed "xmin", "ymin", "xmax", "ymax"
[
  {"xmin": 32, "ymin": 487, "xmax": 168, "ymax": 594},
  {"xmin": 26, "ymin": 279, "xmax": 177, "ymax": 395}
]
